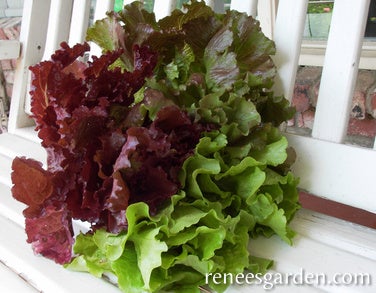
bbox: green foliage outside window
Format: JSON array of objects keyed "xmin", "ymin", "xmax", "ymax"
[{"xmin": 307, "ymin": 1, "xmax": 334, "ymax": 14}]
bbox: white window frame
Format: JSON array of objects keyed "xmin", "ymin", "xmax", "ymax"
[{"xmin": 300, "ymin": 39, "xmax": 376, "ymax": 70}]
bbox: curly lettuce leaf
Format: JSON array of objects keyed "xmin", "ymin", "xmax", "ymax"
[{"xmin": 68, "ymin": 125, "xmax": 299, "ymax": 292}]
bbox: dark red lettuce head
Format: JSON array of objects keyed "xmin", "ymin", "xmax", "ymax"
[{"xmin": 11, "ymin": 42, "xmax": 158, "ymax": 264}]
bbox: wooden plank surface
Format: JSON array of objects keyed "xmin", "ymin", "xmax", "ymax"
[{"xmin": 286, "ymin": 133, "xmax": 376, "ymax": 213}]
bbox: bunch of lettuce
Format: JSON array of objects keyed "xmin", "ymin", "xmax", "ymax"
[{"xmin": 11, "ymin": 1, "xmax": 300, "ymax": 292}]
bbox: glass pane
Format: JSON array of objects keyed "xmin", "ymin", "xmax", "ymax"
[
  {"xmin": 304, "ymin": 0, "xmax": 334, "ymax": 40},
  {"xmin": 365, "ymin": 0, "xmax": 376, "ymax": 38},
  {"xmin": 304, "ymin": 0, "xmax": 376, "ymax": 40}
]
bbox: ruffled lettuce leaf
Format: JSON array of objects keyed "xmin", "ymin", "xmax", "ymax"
[{"xmin": 67, "ymin": 128, "xmax": 299, "ymax": 292}]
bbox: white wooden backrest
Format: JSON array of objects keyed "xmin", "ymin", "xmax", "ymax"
[
  {"xmin": 7, "ymin": 0, "xmax": 376, "ymax": 214},
  {"xmin": 273, "ymin": 0, "xmax": 376, "ymax": 214}
]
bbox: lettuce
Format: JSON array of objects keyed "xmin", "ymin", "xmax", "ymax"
[{"xmin": 11, "ymin": 1, "xmax": 300, "ymax": 292}]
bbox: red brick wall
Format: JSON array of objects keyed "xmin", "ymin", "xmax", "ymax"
[{"xmin": 290, "ymin": 66, "xmax": 376, "ymax": 147}]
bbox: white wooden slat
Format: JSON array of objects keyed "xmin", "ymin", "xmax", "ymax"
[
  {"xmin": 257, "ymin": 0, "xmax": 277, "ymax": 40},
  {"xmin": 123, "ymin": 0, "xmax": 138, "ymax": 6},
  {"xmin": 8, "ymin": 0, "xmax": 51, "ymax": 133},
  {"xmin": 24, "ymin": 0, "xmax": 74, "ymax": 117},
  {"xmin": 286, "ymin": 133, "xmax": 376, "ymax": 213},
  {"xmin": 0, "ymin": 0, "xmax": 6, "ymax": 14},
  {"xmin": 123, "ymin": 0, "xmax": 141, "ymax": 7},
  {"xmin": 23, "ymin": 74, "xmax": 32, "ymax": 116},
  {"xmin": 41, "ymin": 0, "xmax": 74, "ymax": 61},
  {"xmin": 68, "ymin": 0, "xmax": 91, "ymax": 46},
  {"xmin": 0, "ymin": 262, "xmax": 38, "ymax": 293},
  {"xmin": 312, "ymin": 0, "xmax": 370, "ymax": 143},
  {"xmin": 153, "ymin": 0, "xmax": 175, "ymax": 20},
  {"xmin": 230, "ymin": 0, "xmax": 258, "ymax": 17},
  {"xmin": 0, "ymin": 132, "xmax": 46, "ymax": 229},
  {"xmin": 0, "ymin": 181, "xmax": 25, "ymax": 228},
  {"xmin": 249, "ymin": 210, "xmax": 376, "ymax": 293},
  {"xmin": 0, "ymin": 132, "xmax": 46, "ymax": 164},
  {"xmin": 6, "ymin": 0, "xmax": 24, "ymax": 8},
  {"xmin": 272, "ymin": 0, "xmax": 308, "ymax": 101},
  {"xmin": 291, "ymin": 210, "xmax": 376, "ymax": 262},
  {"xmin": 0, "ymin": 40, "xmax": 20, "ymax": 60},
  {"xmin": 90, "ymin": 0, "xmax": 115, "ymax": 58},
  {"xmin": 11, "ymin": 126, "xmax": 41, "ymax": 144},
  {"xmin": 0, "ymin": 132, "xmax": 46, "ymax": 187},
  {"xmin": 0, "ymin": 153, "xmax": 12, "ymax": 187},
  {"xmin": 4, "ymin": 8, "xmax": 23, "ymax": 17},
  {"xmin": 94, "ymin": 0, "xmax": 115, "ymax": 21}
]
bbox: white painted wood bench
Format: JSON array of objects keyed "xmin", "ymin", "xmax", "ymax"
[{"xmin": 1, "ymin": 0, "xmax": 376, "ymax": 292}]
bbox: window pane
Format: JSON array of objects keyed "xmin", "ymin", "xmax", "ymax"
[
  {"xmin": 304, "ymin": 0, "xmax": 334, "ymax": 40},
  {"xmin": 305, "ymin": 0, "xmax": 376, "ymax": 40},
  {"xmin": 365, "ymin": 0, "xmax": 376, "ymax": 38}
]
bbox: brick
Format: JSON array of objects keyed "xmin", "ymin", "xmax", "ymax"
[
  {"xmin": 287, "ymin": 118, "xmax": 295, "ymax": 127},
  {"xmin": 3, "ymin": 70, "xmax": 14, "ymax": 84},
  {"xmin": 0, "ymin": 27, "xmax": 7, "ymax": 39},
  {"xmin": 0, "ymin": 59, "xmax": 12, "ymax": 70},
  {"xmin": 312, "ymin": 80, "xmax": 320, "ymax": 107},
  {"xmin": 294, "ymin": 66, "xmax": 322, "ymax": 106},
  {"xmin": 350, "ymin": 91, "xmax": 366, "ymax": 119},
  {"xmin": 367, "ymin": 92, "xmax": 376, "ymax": 119},
  {"xmin": 302, "ymin": 109, "xmax": 315, "ymax": 129},
  {"xmin": 347, "ymin": 117, "xmax": 376, "ymax": 138},
  {"xmin": 11, "ymin": 58, "xmax": 17, "ymax": 68},
  {"xmin": 296, "ymin": 112, "xmax": 304, "ymax": 128},
  {"xmin": 5, "ymin": 83, "xmax": 13, "ymax": 100},
  {"xmin": 295, "ymin": 66, "xmax": 322, "ymax": 85},
  {"xmin": 292, "ymin": 87, "xmax": 311, "ymax": 112},
  {"xmin": 355, "ymin": 70, "xmax": 376, "ymax": 92},
  {"xmin": 0, "ymin": 74, "xmax": 5, "ymax": 96},
  {"xmin": 3, "ymin": 17, "xmax": 21, "ymax": 28},
  {"xmin": 351, "ymin": 70, "xmax": 376, "ymax": 120},
  {"xmin": 3, "ymin": 26, "xmax": 19, "ymax": 40},
  {"xmin": 292, "ymin": 67, "xmax": 322, "ymax": 112}
]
